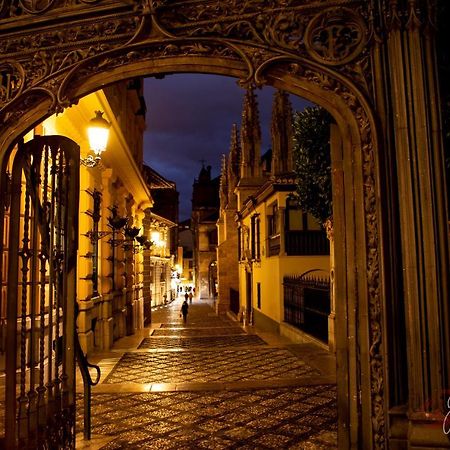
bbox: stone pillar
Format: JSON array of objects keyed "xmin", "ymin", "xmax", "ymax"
[
  {"xmin": 134, "ymin": 208, "xmax": 146, "ymax": 330},
  {"xmin": 77, "ymin": 173, "xmax": 95, "ymax": 354},
  {"xmin": 380, "ymin": 3, "xmax": 450, "ymax": 446},
  {"xmin": 327, "ymin": 125, "xmax": 341, "ymax": 354},
  {"xmin": 216, "ymin": 209, "xmax": 239, "ymax": 315},
  {"xmin": 125, "ymin": 202, "xmax": 136, "ymax": 335},
  {"xmin": 325, "ymin": 219, "xmax": 335, "ymax": 354},
  {"xmin": 114, "ymin": 185, "xmax": 128, "ymax": 339},
  {"xmin": 98, "ymin": 169, "xmax": 114, "ymax": 350},
  {"xmin": 278, "ymin": 206, "xmax": 286, "ymax": 256}
]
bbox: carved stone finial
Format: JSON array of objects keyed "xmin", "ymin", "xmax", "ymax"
[
  {"xmin": 227, "ymin": 124, "xmax": 240, "ymax": 206},
  {"xmin": 219, "ymin": 154, "xmax": 228, "ymax": 208},
  {"xmin": 240, "ymin": 86, "xmax": 261, "ymax": 179},
  {"xmin": 271, "ymin": 90, "xmax": 294, "ymax": 175},
  {"xmin": 324, "ymin": 217, "xmax": 334, "ymax": 242},
  {"xmin": 228, "ymin": 123, "xmax": 240, "ymax": 178}
]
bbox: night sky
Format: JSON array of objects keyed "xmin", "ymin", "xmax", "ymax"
[{"xmin": 143, "ymin": 74, "xmax": 312, "ymax": 221}]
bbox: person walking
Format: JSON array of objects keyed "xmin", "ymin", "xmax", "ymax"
[
  {"xmin": 189, "ymin": 292, "xmax": 193, "ymax": 304},
  {"xmin": 184, "ymin": 292, "xmax": 189, "ymax": 302},
  {"xmin": 180, "ymin": 300, "xmax": 189, "ymax": 324}
]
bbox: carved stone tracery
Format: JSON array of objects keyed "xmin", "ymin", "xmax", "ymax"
[{"xmin": 0, "ymin": 0, "xmax": 373, "ymax": 123}]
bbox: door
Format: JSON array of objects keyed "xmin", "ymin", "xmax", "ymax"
[
  {"xmin": 3, "ymin": 135, "xmax": 80, "ymax": 448},
  {"xmin": 246, "ymin": 270, "xmax": 252, "ymax": 323}
]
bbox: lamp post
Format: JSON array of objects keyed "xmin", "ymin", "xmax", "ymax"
[{"xmin": 81, "ymin": 111, "xmax": 111, "ymax": 167}]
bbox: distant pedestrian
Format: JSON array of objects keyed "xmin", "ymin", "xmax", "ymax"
[
  {"xmin": 181, "ymin": 300, "xmax": 189, "ymax": 324},
  {"xmin": 189, "ymin": 292, "xmax": 193, "ymax": 304},
  {"xmin": 184, "ymin": 292, "xmax": 189, "ymax": 302}
]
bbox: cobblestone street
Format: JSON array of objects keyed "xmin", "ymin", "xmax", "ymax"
[{"xmin": 76, "ymin": 298, "xmax": 337, "ymax": 449}]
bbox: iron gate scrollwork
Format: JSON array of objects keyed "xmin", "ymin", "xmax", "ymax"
[{"xmin": 4, "ymin": 135, "xmax": 80, "ymax": 449}]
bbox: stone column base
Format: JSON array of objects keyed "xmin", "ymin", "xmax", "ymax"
[
  {"xmin": 78, "ymin": 330, "xmax": 94, "ymax": 355},
  {"xmin": 135, "ymin": 297, "xmax": 144, "ymax": 329},
  {"xmin": 215, "ymin": 298, "xmax": 230, "ymax": 315},
  {"xmin": 328, "ymin": 312, "xmax": 336, "ymax": 353},
  {"xmin": 408, "ymin": 417, "xmax": 450, "ymax": 449},
  {"xmin": 98, "ymin": 317, "xmax": 113, "ymax": 350}
]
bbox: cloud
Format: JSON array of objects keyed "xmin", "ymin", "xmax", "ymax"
[{"xmin": 143, "ymin": 73, "xmax": 312, "ymax": 220}]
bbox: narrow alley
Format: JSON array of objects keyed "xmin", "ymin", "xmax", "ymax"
[{"xmin": 76, "ymin": 297, "xmax": 337, "ymax": 449}]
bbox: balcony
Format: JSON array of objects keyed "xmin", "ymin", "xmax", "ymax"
[
  {"xmin": 285, "ymin": 230, "xmax": 329, "ymax": 256},
  {"xmin": 267, "ymin": 235, "xmax": 280, "ymax": 256}
]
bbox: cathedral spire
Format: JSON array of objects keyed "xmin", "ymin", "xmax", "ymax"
[
  {"xmin": 227, "ymin": 123, "xmax": 240, "ymax": 208},
  {"xmin": 271, "ymin": 90, "xmax": 294, "ymax": 175},
  {"xmin": 240, "ymin": 86, "xmax": 261, "ymax": 179},
  {"xmin": 228, "ymin": 123, "xmax": 240, "ymax": 182},
  {"xmin": 219, "ymin": 154, "xmax": 228, "ymax": 208}
]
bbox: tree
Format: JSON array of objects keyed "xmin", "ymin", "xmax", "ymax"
[{"xmin": 292, "ymin": 106, "xmax": 332, "ymax": 225}]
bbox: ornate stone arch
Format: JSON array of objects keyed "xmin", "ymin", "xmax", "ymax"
[{"xmin": 2, "ymin": 2, "xmax": 446, "ymax": 449}]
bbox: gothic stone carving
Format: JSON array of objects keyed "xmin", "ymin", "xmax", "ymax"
[
  {"xmin": 287, "ymin": 61, "xmax": 384, "ymax": 448},
  {"xmin": 0, "ymin": 1, "xmax": 385, "ymax": 448},
  {"xmin": 0, "ymin": 0, "xmax": 371, "ymax": 123}
]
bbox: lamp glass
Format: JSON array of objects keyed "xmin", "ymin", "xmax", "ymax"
[
  {"xmin": 151, "ymin": 231, "xmax": 161, "ymax": 245},
  {"xmin": 87, "ymin": 111, "xmax": 110, "ymax": 155}
]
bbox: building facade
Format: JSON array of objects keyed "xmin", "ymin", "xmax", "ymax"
[
  {"xmin": 0, "ymin": 3, "xmax": 449, "ymax": 448},
  {"xmin": 141, "ymin": 164, "xmax": 178, "ymax": 322},
  {"xmin": 178, "ymin": 219, "xmax": 195, "ymax": 292},
  {"xmin": 0, "ymin": 79, "xmax": 152, "ymax": 360},
  {"xmin": 142, "ymin": 210, "xmax": 176, "ymax": 319},
  {"xmin": 191, "ymin": 165, "xmax": 220, "ymax": 299},
  {"xmin": 218, "ymin": 89, "xmax": 331, "ymax": 345}
]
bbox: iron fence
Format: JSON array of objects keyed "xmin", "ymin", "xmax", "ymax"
[{"xmin": 283, "ymin": 272, "xmax": 330, "ymax": 344}]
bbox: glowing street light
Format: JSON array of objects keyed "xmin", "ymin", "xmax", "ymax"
[
  {"xmin": 151, "ymin": 231, "xmax": 164, "ymax": 247},
  {"xmin": 81, "ymin": 111, "xmax": 111, "ymax": 167}
]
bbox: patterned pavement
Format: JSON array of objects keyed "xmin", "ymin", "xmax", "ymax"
[
  {"xmin": 151, "ymin": 327, "xmax": 246, "ymax": 337},
  {"xmin": 138, "ymin": 334, "xmax": 267, "ymax": 349},
  {"xmin": 160, "ymin": 321, "xmax": 236, "ymax": 328},
  {"xmin": 103, "ymin": 349, "xmax": 318, "ymax": 384},
  {"xmin": 76, "ymin": 298, "xmax": 337, "ymax": 449},
  {"xmin": 77, "ymin": 386, "xmax": 337, "ymax": 450}
]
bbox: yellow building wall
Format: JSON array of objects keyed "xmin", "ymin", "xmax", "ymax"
[
  {"xmin": 39, "ymin": 88, "xmax": 151, "ymax": 354},
  {"xmin": 238, "ymin": 188, "xmax": 330, "ymax": 328}
]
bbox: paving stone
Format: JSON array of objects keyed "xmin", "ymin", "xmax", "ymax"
[
  {"xmin": 160, "ymin": 320, "xmax": 234, "ymax": 328},
  {"xmin": 76, "ymin": 386, "xmax": 337, "ymax": 449},
  {"xmin": 151, "ymin": 327, "xmax": 246, "ymax": 337},
  {"xmin": 138, "ymin": 334, "xmax": 267, "ymax": 349},
  {"xmin": 72, "ymin": 299, "xmax": 337, "ymax": 448},
  {"xmin": 102, "ymin": 349, "xmax": 318, "ymax": 384}
]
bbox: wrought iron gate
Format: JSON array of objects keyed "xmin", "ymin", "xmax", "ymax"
[
  {"xmin": 3, "ymin": 135, "xmax": 80, "ymax": 448},
  {"xmin": 283, "ymin": 271, "xmax": 330, "ymax": 344}
]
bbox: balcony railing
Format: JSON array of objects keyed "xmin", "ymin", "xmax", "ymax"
[{"xmin": 285, "ymin": 230, "xmax": 329, "ymax": 256}]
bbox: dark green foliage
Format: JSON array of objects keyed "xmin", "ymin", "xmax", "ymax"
[{"xmin": 292, "ymin": 106, "xmax": 332, "ymax": 225}]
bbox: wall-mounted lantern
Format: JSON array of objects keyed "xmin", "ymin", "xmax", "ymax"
[{"xmin": 81, "ymin": 111, "xmax": 111, "ymax": 168}]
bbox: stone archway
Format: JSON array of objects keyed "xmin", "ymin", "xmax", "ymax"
[{"xmin": 0, "ymin": 2, "xmax": 448, "ymax": 449}]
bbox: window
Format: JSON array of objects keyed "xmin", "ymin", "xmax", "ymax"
[
  {"xmin": 257, "ymin": 282, "xmax": 261, "ymax": 309},
  {"xmin": 250, "ymin": 214, "xmax": 260, "ymax": 260},
  {"xmin": 208, "ymin": 229, "xmax": 218, "ymax": 246},
  {"xmin": 238, "ymin": 226, "xmax": 242, "ymax": 260},
  {"xmin": 89, "ymin": 189, "xmax": 102, "ymax": 296},
  {"xmin": 268, "ymin": 203, "xmax": 279, "ymax": 237},
  {"xmin": 267, "ymin": 203, "xmax": 281, "ymax": 256}
]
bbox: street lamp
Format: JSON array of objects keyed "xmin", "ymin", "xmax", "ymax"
[{"xmin": 81, "ymin": 111, "xmax": 111, "ymax": 167}]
